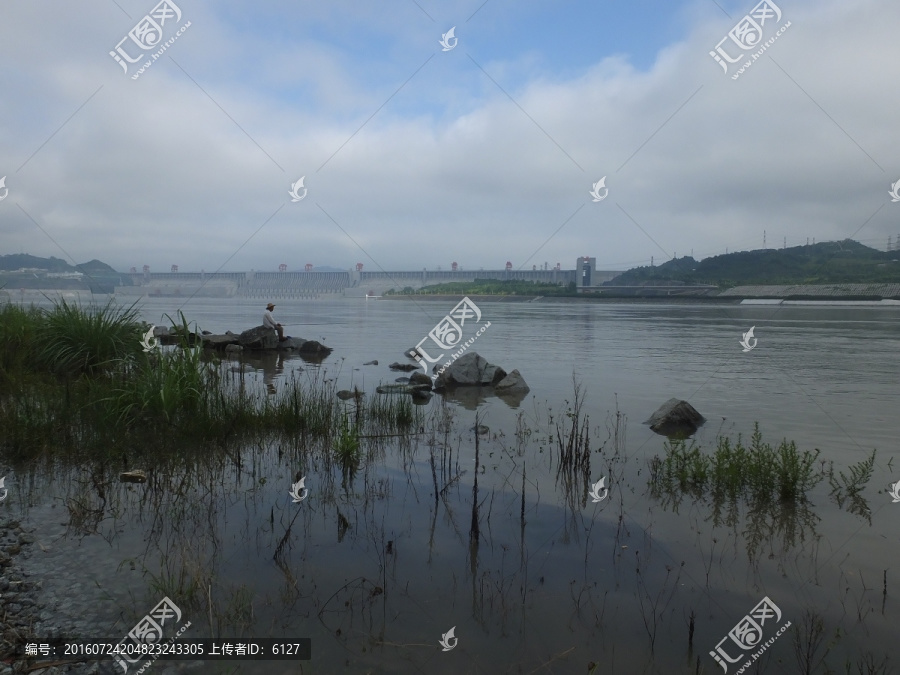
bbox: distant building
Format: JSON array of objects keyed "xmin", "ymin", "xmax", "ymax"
[{"xmin": 577, "ymin": 257, "xmax": 596, "ymax": 288}]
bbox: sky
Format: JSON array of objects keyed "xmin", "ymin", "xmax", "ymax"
[{"xmin": 1, "ymin": 0, "xmax": 899, "ymax": 274}]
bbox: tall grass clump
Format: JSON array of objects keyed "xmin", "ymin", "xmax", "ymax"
[
  {"xmin": 37, "ymin": 297, "xmax": 143, "ymax": 375},
  {"xmin": 366, "ymin": 392, "xmax": 417, "ymax": 432}
]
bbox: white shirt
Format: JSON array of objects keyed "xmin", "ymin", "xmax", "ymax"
[{"xmin": 263, "ymin": 309, "xmax": 278, "ymax": 329}]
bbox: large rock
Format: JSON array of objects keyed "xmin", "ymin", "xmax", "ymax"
[
  {"xmin": 432, "ymin": 352, "xmax": 506, "ymax": 390},
  {"xmin": 644, "ymin": 398, "xmax": 705, "ymax": 435},
  {"xmin": 238, "ymin": 325, "xmax": 279, "ymax": 350},
  {"xmin": 494, "ymin": 369, "xmax": 530, "ymax": 395}
]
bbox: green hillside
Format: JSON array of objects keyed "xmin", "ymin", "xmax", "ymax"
[{"xmin": 606, "ymin": 241, "xmax": 899, "ymax": 288}]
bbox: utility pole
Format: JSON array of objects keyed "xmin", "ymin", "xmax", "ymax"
[
  {"xmin": 889, "ymin": 236, "xmax": 893, "ymax": 252},
  {"xmin": 806, "ymin": 237, "xmax": 809, "ymax": 246},
  {"xmin": 783, "ymin": 237, "xmax": 786, "ymax": 249},
  {"xmin": 763, "ymin": 230, "xmax": 766, "ymax": 249},
  {"xmin": 651, "ymin": 256, "xmax": 654, "ymax": 266}
]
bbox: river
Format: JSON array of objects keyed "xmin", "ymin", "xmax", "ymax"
[{"xmin": 3, "ymin": 295, "xmax": 899, "ymax": 674}]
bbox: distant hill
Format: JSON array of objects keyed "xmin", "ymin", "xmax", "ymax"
[
  {"xmin": 0, "ymin": 254, "xmax": 128, "ymax": 292},
  {"xmin": 0, "ymin": 254, "xmax": 73, "ymax": 272},
  {"xmin": 606, "ymin": 241, "xmax": 900, "ymax": 288}
]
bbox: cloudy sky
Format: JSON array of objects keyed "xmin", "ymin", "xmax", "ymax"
[{"xmin": 1, "ymin": 0, "xmax": 898, "ymax": 274}]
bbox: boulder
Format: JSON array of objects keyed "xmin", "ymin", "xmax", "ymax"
[
  {"xmin": 389, "ymin": 362, "xmax": 419, "ymax": 372},
  {"xmin": 394, "ymin": 377, "xmax": 410, "ymax": 383},
  {"xmin": 202, "ymin": 334, "xmax": 240, "ymax": 350},
  {"xmin": 224, "ymin": 344, "xmax": 243, "ymax": 354},
  {"xmin": 494, "ymin": 369, "xmax": 530, "ymax": 395},
  {"xmin": 238, "ymin": 325, "xmax": 278, "ymax": 350},
  {"xmin": 644, "ymin": 398, "xmax": 705, "ymax": 435},
  {"xmin": 364, "ymin": 360, "xmax": 378, "ymax": 366},
  {"xmin": 297, "ymin": 340, "xmax": 333, "ymax": 355},
  {"xmin": 152, "ymin": 325, "xmax": 170, "ymax": 338},
  {"xmin": 408, "ymin": 372, "xmax": 432, "ymax": 387},
  {"xmin": 432, "ymin": 352, "xmax": 506, "ymax": 390}
]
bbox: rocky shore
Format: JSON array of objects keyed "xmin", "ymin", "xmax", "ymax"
[{"xmin": 0, "ymin": 518, "xmax": 78, "ymax": 675}]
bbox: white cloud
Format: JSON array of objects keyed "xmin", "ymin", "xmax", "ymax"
[{"xmin": 1, "ymin": 0, "xmax": 898, "ymax": 273}]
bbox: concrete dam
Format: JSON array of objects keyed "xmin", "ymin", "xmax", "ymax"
[{"xmin": 115, "ymin": 260, "xmax": 621, "ymax": 299}]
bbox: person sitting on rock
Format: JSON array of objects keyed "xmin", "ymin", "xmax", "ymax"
[{"xmin": 263, "ymin": 302, "xmax": 287, "ymax": 341}]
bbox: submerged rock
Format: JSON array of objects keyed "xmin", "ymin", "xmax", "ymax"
[
  {"xmin": 645, "ymin": 398, "xmax": 705, "ymax": 435},
  {"xmin": 296, "ymin": 339, "xmax": 332, "ymax": 355},
  {"xmin": 376, "ymin": 384, "xmax": 432, "ymax": 395},
  {"xmin": 494, "ymin": 369, "xmax": 530, "ymax": 395},
  {"xmin": 336, "ymin": 389, "xmax": 365, "ymax": 400},
  {"xmin": 408, "ymin": 372, "xmax": 432, "ymax": 387},
  {"xmin": 203, "ymin": 334, "xmax": 240, "ymax": 350},
  {"xmin": 389, "ymin": 362, "xmax": 419, "ymax": 372},
  {"xmin": 363, "ymin": 360, "xmax": 378, "ymax": 366},
  {"xmin": 120, "ymin": 470, "xmax": 147, "ymax": 483}
]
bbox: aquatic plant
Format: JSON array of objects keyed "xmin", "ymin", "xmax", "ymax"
[{"xmin": 648, "ymin": 423, "xmax": 821, "ymax": 505}]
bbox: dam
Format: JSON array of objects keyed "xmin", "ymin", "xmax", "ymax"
[{"xmin": 114, "ymin": 259, "xmax": 622, "ymax": 299}]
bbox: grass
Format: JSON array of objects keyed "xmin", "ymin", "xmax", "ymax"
[
  {"xmin": 648, "ymin": 423, "xmax": 821, "ymax": 504},
  {"xmin": 0, "ymin": 302, "xmax": 421, "ymax": 464},
  {"xmin": 38, "ymin": 297, "xmax": 144, "ymax": 375}
]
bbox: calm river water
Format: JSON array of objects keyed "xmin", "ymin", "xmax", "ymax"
[{"xmin": 4, "ymin": 295, "xmax": 899, "ymax": 674}]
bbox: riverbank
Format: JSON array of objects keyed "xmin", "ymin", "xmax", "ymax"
[{"xmin": 0, "ymin": 518, "xmax": 62, "ymax": 675}]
